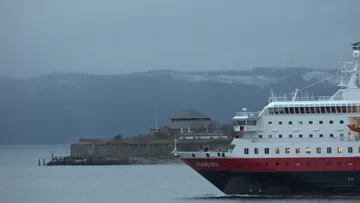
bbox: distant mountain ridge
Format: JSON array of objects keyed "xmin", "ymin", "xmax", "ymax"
[{"xmin": 0, "ymin": 67, "xmax": 340, "ymax": 145}]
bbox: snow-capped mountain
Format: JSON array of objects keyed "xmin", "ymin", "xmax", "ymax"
[{"xmin": 0, "ymin": 67, "xmax": 339, "ymax": 144}]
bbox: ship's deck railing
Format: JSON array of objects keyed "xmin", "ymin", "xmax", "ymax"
[
  {"xmin": 339, "ymin": 61, "xmax": 355, "ymax": 72},
  {"xmin": 268, "ymin": 96, "xmax": 332, "ymax": 102},
  {"xmin": 235, "ymin": 111, "xmax": 261, "ymax": 117}
]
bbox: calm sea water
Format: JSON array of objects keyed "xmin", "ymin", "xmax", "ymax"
[{"xmin": 0, "ymin": 145, "xmax": 359, "ymax": 203}]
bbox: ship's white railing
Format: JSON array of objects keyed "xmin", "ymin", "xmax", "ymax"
[
  {"xmin": 235, "ymin": 111, "xmax": 261, "ymax": 117},
  {"xmin": 268, "ymin": 96, "xmax": 332, "ymax": 102},
  {"xmin": 339, "ymin": 62, "xmax": 356, "ymax": 72}
]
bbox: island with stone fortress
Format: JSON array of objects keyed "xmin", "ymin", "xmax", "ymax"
[{"xmin": 46, "ymin": 109, "xmax": 235, "ymax": 165}]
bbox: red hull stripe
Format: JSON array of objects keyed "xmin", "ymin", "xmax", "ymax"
[{"xmin": 182, "ymin": 157, "xmax": 360, "ymax": 172}]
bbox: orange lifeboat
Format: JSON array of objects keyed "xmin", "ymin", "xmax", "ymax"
[{"xmin": 347, "ymin": 124, "xmax": 360, "ymax": 133}]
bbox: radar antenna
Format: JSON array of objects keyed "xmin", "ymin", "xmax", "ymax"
[{"xmin": 352, "ymin": 41, "xmax": 360, "ymax": 51}]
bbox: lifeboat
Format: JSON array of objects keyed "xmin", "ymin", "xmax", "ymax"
[
  {"xmin": 347, "ymin": 124, "xmax": 360, "ymax": 133},
  {"xmin": 235, "ymin": 131, "xmax": 245, "ymax": 138},
  {"xmin": 236, "ymin": 125, "xmax": 245, "ymax": 138}
]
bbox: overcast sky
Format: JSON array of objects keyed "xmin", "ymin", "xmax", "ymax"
[{"xmin": 1, "ymin": 0, "xmax": 359, "ymax": 78}]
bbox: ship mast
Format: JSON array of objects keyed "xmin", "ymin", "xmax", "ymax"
[
  {"xmin": 336, "ymin": 42, "xmax": 360, "ymax": 89},
  {"xmin": 347, "ymin": 42, "xmax": 360, "ymax": 89}
]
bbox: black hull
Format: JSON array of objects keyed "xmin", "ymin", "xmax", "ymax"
[{"xmin": 198, "ymin": 171, "xmax": 360, "ymax": 196}]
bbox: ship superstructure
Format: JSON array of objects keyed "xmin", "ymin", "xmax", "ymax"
[{"xmin": 173, "ymin": 41, "xmax": 360, "ymax": 196}]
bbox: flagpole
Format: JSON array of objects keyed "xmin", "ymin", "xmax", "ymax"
[{"xmin": 155, "ymin": 104, "xmax": 158, "ymax": 132}]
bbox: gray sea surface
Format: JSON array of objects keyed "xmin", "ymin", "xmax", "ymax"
[{"xmin": 0, "ymin": 145, "xmax": 360, "ymax": 203}]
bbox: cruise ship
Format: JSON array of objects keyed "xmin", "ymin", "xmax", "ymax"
[{"xmin": 173, "ymin": 41, "xmax": 360, "ymax": 196}]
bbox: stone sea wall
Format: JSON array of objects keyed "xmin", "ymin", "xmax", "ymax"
[
  {"xmin": 71, "ymin": 143, "xmax": 175, "ymax": 159},
  {"xmin": 70, "ymin": 139, "xmax": 232, "ymax": 160}
]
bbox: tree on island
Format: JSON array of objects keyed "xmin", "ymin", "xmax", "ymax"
[
  {"xmin": 114, "ymin": 134, "xmax": 123, "ymax": 140},
  {"xmin": 197, "ymin": 127, "xmax": 207, "ymax": 133},
  {"xmin": 207, "ymin": 122, "xmax": 216, "ymax": 131},
  {"xmin": 154, "ymin": 131, "xmax": 168, "ymax": 139}
]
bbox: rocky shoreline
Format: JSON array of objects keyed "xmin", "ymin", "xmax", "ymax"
[{"xmin": 46, "ymin": 156, "xmax": 183, "ymax": 166}]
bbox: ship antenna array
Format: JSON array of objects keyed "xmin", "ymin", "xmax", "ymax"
[
  {"xmin": 268, "ymin": 70, "xmax": 341, "ymax": 103},
  {"xmin": 285, "ymin": 71, "xmax": 341, "ymax": 97},
  {"xmin": 272, "ymin": 41, "xmax": 360, "ymax": 100}
]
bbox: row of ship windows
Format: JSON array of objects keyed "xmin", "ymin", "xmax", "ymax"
[
  {"xmin": 259, "ymin": 133, "xmax": 344, "ymax": 139},
  {"xmin": 244, "ymin": 146, "xmax": 357, "ymax": 155},
  {"xmin": 228, "ymin": 161, "xmax": 354, "ymax": 167},
  {"xmin": 236, "ymin": 119, "xmax": 344, "ymax": 127},
  {"xmin": 268, "ymin": 120, "xmax": 344, "ymax": 125},
  {"xmin": 268, "ymin": 105, "xmax": 360, "ymax": 115}
]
